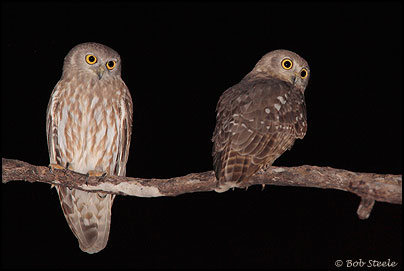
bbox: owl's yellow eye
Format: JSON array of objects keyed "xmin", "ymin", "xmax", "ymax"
[
  {"xmin": 300, "ymin": 68, "xmax": 308, "ymax": 79},
  {"xmin": 106, "ymin": 60, "xmax": 116, "ymax": 70},
  {"xmin": 281, "ymin": 58, "xmax": 293, "ymax": 70},
  {"xmin": 85, "ymin": 54, "xmax": 97, "ymax": 65}
]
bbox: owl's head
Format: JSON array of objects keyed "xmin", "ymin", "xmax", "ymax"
[
  {"xmin": 252, "ymin": 49, "xmax": 310, "ymax": 93},
  {"xmin": 62, "ymin": 42, "xmax": 122, "ymax": 80}
]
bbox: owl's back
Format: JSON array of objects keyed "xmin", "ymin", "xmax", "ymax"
[{"xmin": 212, "ymin": 75, "xmax": 307, "ymax": 186}]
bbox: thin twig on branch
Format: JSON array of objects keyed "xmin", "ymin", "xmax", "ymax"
[{"xmin": 2, "ymin": 158, "xmax": 401, "ymax": 220}]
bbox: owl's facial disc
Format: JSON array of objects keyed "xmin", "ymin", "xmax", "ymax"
[
  {"xmin": 278, "ymin": 57, "xmax": 309, "ymax": 90},
  {"xmin": 84, "ymin": 53, "xmax": 109, "ymax": 80}
]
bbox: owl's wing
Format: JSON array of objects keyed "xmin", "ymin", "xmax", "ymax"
[
  {"xmin": 46, "ymin": 81, "xmax": 64, "ymax": 167},
  {"xmin": 113, "ymin": 82, "xmax": 133, "ymax": 177},
  {"xmin": 212, "ymin": 78, "xmax": 307, "ymax": 185}
]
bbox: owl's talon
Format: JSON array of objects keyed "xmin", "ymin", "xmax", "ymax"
[
  {"xmin": 87, "ymin": 170, "xmax": 106, "ymax": 177},
  {"xmin": 86, "ymin": 170, "xmax": 108, "ymax": 185},
  {"xmin": 261, "ymin": 184, "xmax": 266, "ymax": 191},
  {"xmin": 49, "ymin": 163, "xmax": 65, "ymax": 173}
]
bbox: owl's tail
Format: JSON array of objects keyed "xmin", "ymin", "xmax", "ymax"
[
  {"xmin": 213, "ymin": 145, "xmax": 261, "ymax": 191},
  {"xmin": 56, "ymin": 186, "xmax": 114, "ymax": 254}
]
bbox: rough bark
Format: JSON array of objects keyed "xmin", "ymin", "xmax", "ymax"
[{"xmin": 2, "ymin": 158, "xmax": 402, "ymax": 219}]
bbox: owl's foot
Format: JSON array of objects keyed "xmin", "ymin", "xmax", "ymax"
[
  {"xmin": 48, "ymin": 163, "xmax": 65, "ymax": 173},
  {"xmin": 85, "ymin": 171, "xmax": 108, "ymax": 198},
  {"xmin": 48, "ymin": 163, "xmax": 71, "ymax": 172},
  {"xmin": 49, "ymin": 163, "xmax": 70, "ymax": 189},
  {"xmin": 87, "ymin": 170, "xmax": 107, "ymax": 177},
  {"xmin": 258, "ymin": 167, "xmax": 268, "ymax": 174},
  {"xmin": 85, "ymin": 170, "xmax": 107, "ymax": 185}
]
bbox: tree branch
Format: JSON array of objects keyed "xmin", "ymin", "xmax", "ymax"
[{"xmin": 2, "ymin": 158, "xmax": 401, "ymax": 219}]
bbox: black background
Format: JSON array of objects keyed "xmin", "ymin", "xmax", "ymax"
[{"xmin": 1, "ymin": 1, "xmax": 402, "ymax": 269}]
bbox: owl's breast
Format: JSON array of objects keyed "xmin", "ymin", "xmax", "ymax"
[{"xmin": 57, "ymin": 84, "xmax": 122, "ymax": 174}]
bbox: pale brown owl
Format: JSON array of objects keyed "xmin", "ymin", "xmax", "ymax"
[
  {"xmin": 212, "ymin": 49, "xmax": 309, "ymax": 191},
  {"xmin": 46, "ymin": 42, "xmax": 133, "ymax": 253}
]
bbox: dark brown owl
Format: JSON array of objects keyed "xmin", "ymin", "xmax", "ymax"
[{"xmin": 212, "ymin": 49, "xmax": 309, "ymax": 191}]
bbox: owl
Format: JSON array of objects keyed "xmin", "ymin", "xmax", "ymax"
[
  {"xmin": 212, "ymin": 49, "xmax": 309, "ymax": 191},
  {"xmin": 46, "ymin": 42, "xmax": 133, "ymax": 253}
]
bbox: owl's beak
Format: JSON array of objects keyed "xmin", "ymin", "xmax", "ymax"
[
  {"xmin": 291, "ymin": 74, "xmax": 297, "ymax": 85},
  {"xmin": 95, "ymin": 66, "xmax": 106, "ymax": 80}
]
